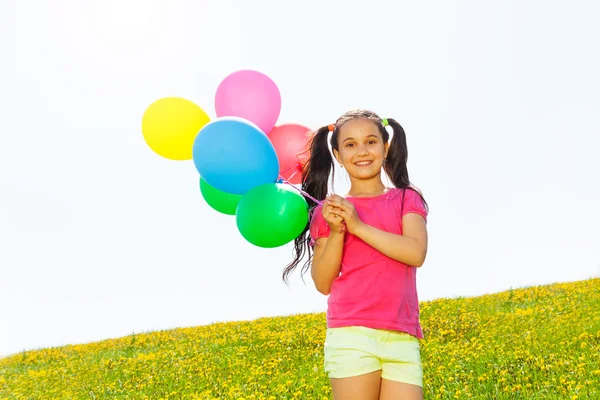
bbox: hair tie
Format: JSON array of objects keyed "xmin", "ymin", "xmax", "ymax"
[
  {"xmin": 327, "ymin": 124, "xmax": 335, "ymax": 132},
  {"xmin": 382, "ymin": 119, "xmax": 389, "ymax": 127}
]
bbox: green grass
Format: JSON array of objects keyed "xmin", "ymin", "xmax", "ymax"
[{"xmin": 1, "ymin": 278, "xmax": 598, "ymax": 399}]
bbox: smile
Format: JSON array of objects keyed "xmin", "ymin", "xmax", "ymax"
[{"xmin": 354, "ymin": 161, "xmax": 373, "ymax": 166}]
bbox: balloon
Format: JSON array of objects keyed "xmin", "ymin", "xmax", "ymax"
[
  {"xmin": 214, "ymin": 70, "xmax": 281, "ymax": 135},
  {"xmin": 236, "ymin": 183, "xmax": 309, "ymax": 248},
  {"xmin": 141, "ymin": 97, "xmax": 210, "ymax": 160},
  {"xmin": 192, "ymin": 116, "xmax": 280, "ymax": 195},
  {"xmin": 268, "ymin": 123, "xmax": 313, "ymax": 184},
  {"xmin": 199, "ymin": 177, "xmax": 242, "ymax": 215}
]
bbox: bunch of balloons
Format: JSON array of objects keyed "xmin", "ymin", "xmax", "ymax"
[{"xmin": 141, "ymin": 70, "xmax": 314, "ymax": 248}]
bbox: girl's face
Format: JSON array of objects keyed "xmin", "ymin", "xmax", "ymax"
[{"xmin": 334, "ymin": 118, "xmax": 388, "ymax": 181}]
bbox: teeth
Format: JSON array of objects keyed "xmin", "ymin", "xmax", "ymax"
[{"xmin": 356, "ymin": 161, "xmax": 372, "ymax": 165}]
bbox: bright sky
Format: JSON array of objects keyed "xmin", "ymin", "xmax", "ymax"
[{"xmin": 1, "ymin": 0, "xmax": 599, "ymax": 359}]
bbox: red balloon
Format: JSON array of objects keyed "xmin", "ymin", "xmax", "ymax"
[{"xmin": 268, "ymin": 123, "xmax": 313, "ymax": 184}]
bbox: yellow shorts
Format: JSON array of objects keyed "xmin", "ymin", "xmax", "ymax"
[{"xmin": 323, "ymin": 326, "xmax": 423, "ymax": 387}]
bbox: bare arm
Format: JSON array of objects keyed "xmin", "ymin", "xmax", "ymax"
[
  {"xmin": 353, "ymin": 213, "xmax": 428, "ymax": 267},
  {"xmin": 311, "ymin": 230, "xmax": 345, "ymax": 295}
]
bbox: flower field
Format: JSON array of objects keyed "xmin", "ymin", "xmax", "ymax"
[{"xmin": 1, "ymin": 277, "xmax": 598, "ymax": 399}]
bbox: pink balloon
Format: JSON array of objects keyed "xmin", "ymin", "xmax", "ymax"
[
  {"xmin": 214, "ymin": 70, "xmax": 282, "ymax": 134},
  {"xmin": 268, "ymin": 123, "xmax": 313, "ymax": 184}
]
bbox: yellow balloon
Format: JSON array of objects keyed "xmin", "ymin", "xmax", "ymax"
[{"xmin": 141, "ymin": 97, "xmax": 210, "ymax": 160}]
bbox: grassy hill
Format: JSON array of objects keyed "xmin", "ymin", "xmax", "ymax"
[{"xmin": 1, "ymin": 278, "xmax": 598, "ymax": 399}]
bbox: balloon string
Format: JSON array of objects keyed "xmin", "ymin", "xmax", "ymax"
[
  {"xmin": 278, "ymin": 163, "xmax": 323, "ymax": 206},
  {"xmin": 278, "ymin": 176, "xmax": 323, "ymax": 206},
  {"xmin": 286, "ymin": 168, "xmax": 299, "ymax": 182},
  {"xmin": 279, "ymin": 164, "xmax": 300, "ymax": 175},
  {"xmin": 282, "ymin": 180, "xmax": 323, "ymax": 206}
]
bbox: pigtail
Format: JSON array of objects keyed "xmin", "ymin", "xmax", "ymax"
[
  {"xmin": 282, "ymin": 125, "xmax": 334, "ymax": 284},
  {"xmin": 384, "ymin": 118, "xmax": 429, "ymax": 212},
  {"xmin": 302, "ymin": 125, "xmax": 335, "ymax": 208},
  {"xmin": 384, "ymin": 118, "xmax": 410, "ymax": 188}
]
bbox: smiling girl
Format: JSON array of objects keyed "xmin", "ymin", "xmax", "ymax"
[{"xmin": 283, "ymin": 109, "xmax": 429, "ymax": 400}]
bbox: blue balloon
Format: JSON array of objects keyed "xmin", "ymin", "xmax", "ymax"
[{"xmin": 192, "ymin": 117, "xmax": 280, "ymax": 195}]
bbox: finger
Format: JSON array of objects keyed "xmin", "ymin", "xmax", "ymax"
[
  {"xmin": 331, "ymin": 196, "xmax": 350, "ymax": 206},
  {"xmin": 331, "ymin": 210, "xmax": 342, "ymax": 220},
  {"xmin": 329, "ymin": 206, "xmax": 344, "ymax": 215},
  {"xmin": 336, "ymin": 209, "xmax": 348, "ymax": 220},
  {"xmin": 332, "ymin": 202, "xmax": 350, "ymax": 214},
  {"xmin": 331, "ymin": 208, "xmax": 341, "ymax": 218},
  {"xmin": 339, "ymin": 198, "xmax": 354, "ymax": 208},
  {"xmin": 326, "ymin": 195, "xmax": 343, "ymax": 204},
  {"xmin": 326, "ymin": 214, "xmax": 342, "ymax": 224},
  {"xmin": 327, "ymin": 203, "xmax": 341, "ymax": 211},
  {"xmin": 323, "ymin": 204, "xmax": 336, "ymax": 214},
  {"xmin": 328, "ymin": 204, "xmax": 343, "ymax": 213},
  {"xmin": 324, "ymin": 206, "xmax": 339, "ymax": 217}
]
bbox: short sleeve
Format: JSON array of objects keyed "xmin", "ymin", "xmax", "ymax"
[
  {"xmin": 401, "ymin": 188, "xmax": 428, "ymax": 221},
  {"xmin": 309, "ymin": 205, "xmax": 330, "ymax": 246}
]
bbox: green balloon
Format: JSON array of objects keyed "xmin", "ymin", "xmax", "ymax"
[
  {"xmin": 236, "ymin": 183, "xmax": 309, "ymax": 248},
  {"xmin": 200, "ymin": 177, "xmax": 242, "ymax": 215}
]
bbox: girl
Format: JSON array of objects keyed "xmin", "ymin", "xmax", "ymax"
[{"xmin": 283, "ymin": 109, "xmax": 429, "ymax": 400}]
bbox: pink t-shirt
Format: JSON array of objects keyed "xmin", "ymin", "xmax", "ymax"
[{"xmin": 310, "ymin": 187, "xmax": 428, "ymax": 339}]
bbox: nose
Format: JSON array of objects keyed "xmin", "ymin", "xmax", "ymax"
[{"xmin": 356, "ymin": 143, "xmax": 369, "ymax": 155}]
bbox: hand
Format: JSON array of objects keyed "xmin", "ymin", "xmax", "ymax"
[
  {"xmin": 322, "ymin": 195, "xmax": 346, "ymax": 234},
  {"xmin": 325, "ymin": 195, "xmax": 363, "ymax": 235}
]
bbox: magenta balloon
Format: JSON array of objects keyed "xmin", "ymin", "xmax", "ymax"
[{"xmin": 214, "ymin": 70, "xmax": 282, "ymax": 135}]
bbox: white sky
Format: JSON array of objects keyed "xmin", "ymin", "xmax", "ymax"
[{"xmin": 1, "ymin": 0, "xmax": 599, "ymax": 358}]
